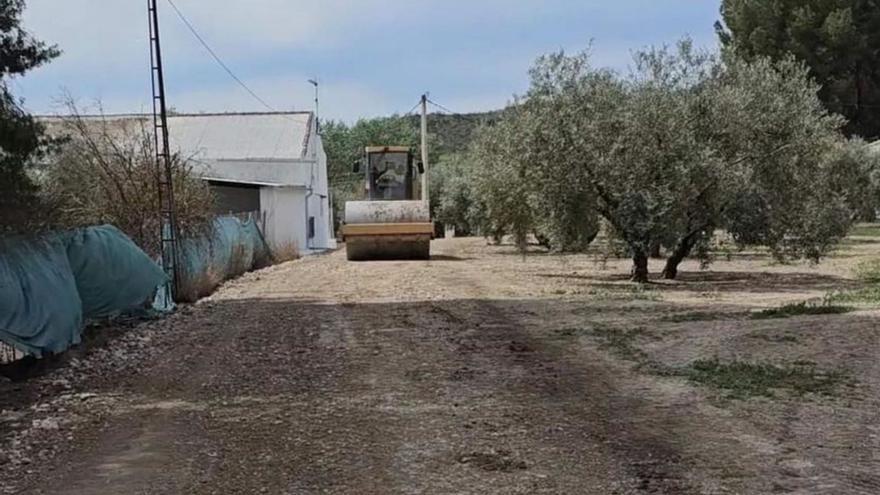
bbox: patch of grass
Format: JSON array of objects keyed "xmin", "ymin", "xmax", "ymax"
[
  {"xmin": 751, "ymin": 301, "xmax": 853, "ymax": 320},
  {"xmin": 553, "ymin": 327, "xmax": 586, "ymax": 337},
  {"xmin": 853, "ymin": 259, "xmax": 880, "ymax": 283},
  {"xmin": 587, "ymin": 326, "xmax": 651, "ymax": 361},
  {"xmin": 563, "ymin": 326, "xmax": 852, "ymax": 400},
  {"xmin": 271, "ymin": 240, "xmax": 301, "ymax": 263},
  {"xmin": 660, "ymin": 311, "xmax": 745, "ymax": 323},
  {"xmin": 573, "ymin": 325, "xmax": 678, "ymax": 375},
  {"xmin": 746, "ymin": 332, "xmax": 799, "ymax": 343},
  {"xmin": 682, "ymin": 358, "xmax": 850, "ymax": 399},
  {"xmin": 825, "ymin": 286, "xmax": 880, "ymax": 305},
  {"xmin": 792, "ymin": 359, "xmax": 817, "ymax": 366},
  {"xmin": 586, "ymin": 284, "xmax": 662, "ymax": 302},
  {"xmin": 556, "ymin": 325, "xmax": 655, "ymax": 360},
  {"xmin": 850, "ymin": 224, "xmax": 880, "ymax": 237}
]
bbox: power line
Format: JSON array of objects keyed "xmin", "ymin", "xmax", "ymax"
[
  {"xmin": 403, "ymin": 100, "xmax": 422, "ymax": 116},
  {"xmin": 425, "ymin": 97, "xmax": 460, "ymax": 116},
  {"xmin": 165, "ymin": 0, "xmax": 280, "ymax": 113}
]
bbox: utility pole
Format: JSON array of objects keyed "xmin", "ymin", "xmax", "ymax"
[
  {"xmin": 420, "ymin": 93, "xmax": 429, "ymax": 205},
  {"xmin": 148, "ymin": 0, "xmax": 180, "ymax": 303}
]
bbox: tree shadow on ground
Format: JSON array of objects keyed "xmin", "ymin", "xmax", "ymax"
[
  {"xmin": 494, "ymin": 249, "xmax": 553, "ymax": 257},
  {"xmin": 430, "ymin": 255, "xmax": 473, "ymax": 262},
  {"xmin": 6, "ymin": 293, "xmax": 880, "ymax": 494},
  {"xmin": 1, "ymin": 295, "xmax": 715, "ymax": 493},
  {"xmin": 539, "ymin": 270, "xmax": 862, "ymax": 294}
]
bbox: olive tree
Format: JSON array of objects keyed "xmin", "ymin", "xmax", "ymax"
[
  {"xmin": 514, "ymin": 42, "xmax": 733, "ymax": 280},
  {"xmin": 474, "ymin": 41, "xmax": 860, "ymax": 282},
  {"xmin": 711, "ymin": 54, "xmax": 856, "ymax": 267},
  {"xmin": 469, "ymin": 93, "xmax": 601, "ymax": 251},
  {"xmin": 470, "ymin": 104, "xmax": 538, "ymax": 247},
  {"xmin": 430, "ymin": 153, "xmax": 481, "ymax": 236}
]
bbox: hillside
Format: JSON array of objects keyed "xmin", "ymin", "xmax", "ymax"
[{"xmin": 406, "ymin": 110, "xmax": 504, "ymax": 156}]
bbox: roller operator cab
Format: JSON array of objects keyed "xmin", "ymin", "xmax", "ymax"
[{"xmin": 341, "ymin": 146, "xmax": 434, "ymax": 261}]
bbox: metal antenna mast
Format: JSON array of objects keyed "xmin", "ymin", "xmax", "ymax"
[
  {"xmin": 308, "ymin": 78, "xmax": 319, "ymax": 132},
  {"xmin": 148, "ymin": 0, "xmax": 180, "ymax": 302}
]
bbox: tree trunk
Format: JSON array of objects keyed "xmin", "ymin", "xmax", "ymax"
[
  {"xmin": 662, "ymin": 235, "xmax": 696, "ymax": 280},
  {"xmin": 631, "ymin": 250, "xmax": 649, "ymax": 283},
  {"xmin": 650, "ymin": 241, "xmax": 662, "ymax": 258},
  {"xmin": 854, "ymin": 62, "xmax": 862, "ymax": 131}
]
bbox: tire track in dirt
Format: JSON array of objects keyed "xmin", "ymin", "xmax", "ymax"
[{"xmin": 422, "ymin": 266, "xmax": 699, "ymax": 494}]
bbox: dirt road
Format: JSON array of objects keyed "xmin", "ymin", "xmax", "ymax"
[{"xmin": 2, "ymin": 237, "xmax": 879, "ymax": 494}]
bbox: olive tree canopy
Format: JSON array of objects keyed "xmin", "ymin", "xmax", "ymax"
[{"xmin": 473, "ymin": 41, "xmax": 859, "ymax": 282}]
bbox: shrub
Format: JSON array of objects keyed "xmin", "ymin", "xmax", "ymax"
[{"xmin": 39, "ymin": 100, "xmax": 214, "ymax": 258}]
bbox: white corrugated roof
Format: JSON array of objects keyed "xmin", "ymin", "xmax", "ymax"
[
  {"xmin": 167, "ymin": 112, "xmax": 312, "ymax": 161},
  {"xmin": 40, "ymin": 112, "xmax": 316, "ymax": 187},
  {"xmin": 41, "ymin": 112, "xmax": 314, "ymax": 161}
]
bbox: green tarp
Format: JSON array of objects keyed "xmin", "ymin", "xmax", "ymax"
[
  {"xmin": 67, "ymin": 225, "xmax": 169, "ymax": 319},
  {"xmin": 0, "ymin": 226, "xmax": 167, "ymax": 357},
  {"xmin": 0, "ymin": 217, "xmax": 269, "ymax": 357},
  {"xmin": 0, "ymin": 236, "xmax": 83, "ymax": 356},
  {"xmin": 178, "ymin": 216, "xmax": 270, "ymax": 301}
]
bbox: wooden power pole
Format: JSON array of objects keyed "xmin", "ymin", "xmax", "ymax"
[{"xmin": 420, "ymin": 94, "xmax": 429, "ymax": 205}]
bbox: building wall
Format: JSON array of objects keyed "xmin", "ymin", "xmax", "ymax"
[
  {"xmin": 192, "ymin": 158, "xmax": 313, "ymax": 186},
  {"xmin": 260, "ymin": 187, "xmax": 307, "ymax": 254},
  {"xmin": 304, "ymin": 125, "xmax": 336, "ymax": 250},
  {"xmin": 194, "ymin": 112, "xmax": 336, "ymax": 256}
]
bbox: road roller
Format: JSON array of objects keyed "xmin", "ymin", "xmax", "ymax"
[{"xmin": 341, "ymin": 146, "xmax": 434, "ymax": 261}]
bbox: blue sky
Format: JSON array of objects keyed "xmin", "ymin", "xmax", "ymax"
[{"xmin": 14, "ymin": 1, "xmax": 721, "ymax": 122}]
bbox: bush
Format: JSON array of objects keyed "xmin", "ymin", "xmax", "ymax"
[{"xmin": 39, "ymin": 101, "xmax": 214, "ymax": 258}]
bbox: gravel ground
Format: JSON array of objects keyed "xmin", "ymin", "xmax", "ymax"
[{"xmin": 1, "ymin": 236, "xmax": 878, "ymax": 494}]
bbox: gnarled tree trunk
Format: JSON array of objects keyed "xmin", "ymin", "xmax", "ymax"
[
  {"xmin": 650, "ymin": 241, "xmax": 662, "ymax": 258},
  {"xmin": 662, "ymin": 233, "xmax": 697, "ymax": 280},
  {"xmin": 631, "ymin": 250, "xmax": 649, "ymax": 283}
]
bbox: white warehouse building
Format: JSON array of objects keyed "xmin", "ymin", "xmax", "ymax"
[{"xmin": 167, "ymin": 111, "xmax": 335, "ymax": 254}]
